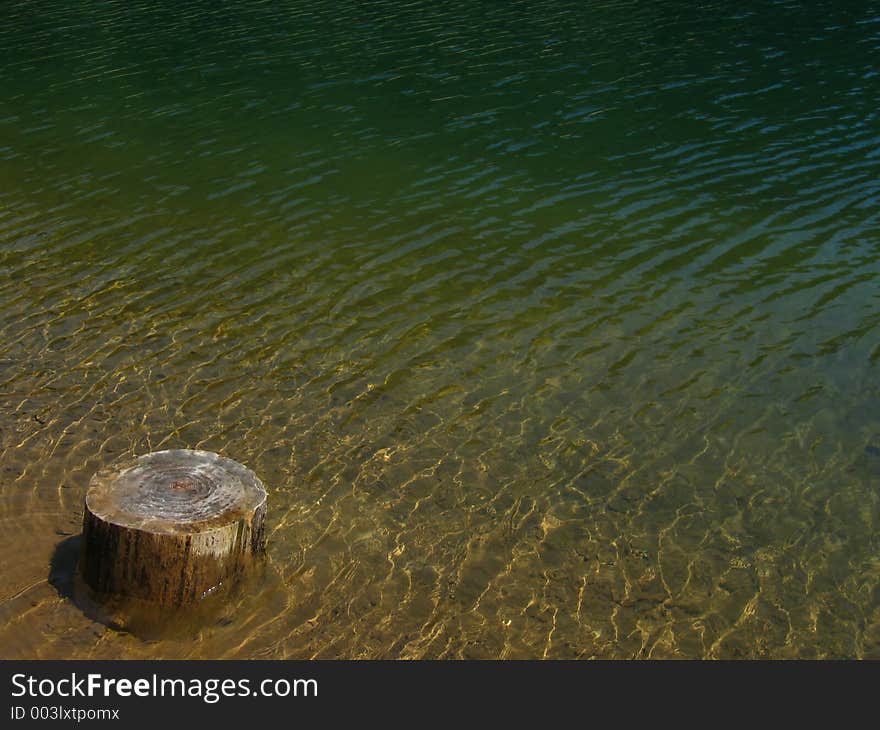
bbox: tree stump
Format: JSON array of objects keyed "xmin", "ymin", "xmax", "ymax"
[{"xmin": 80, "ymin": 449, "xmax": 267, "ymax": 608}]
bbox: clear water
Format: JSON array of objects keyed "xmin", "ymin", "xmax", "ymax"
[{"xmin": 1, "ymin": 0, "xmax": 879, "ymax": 658}]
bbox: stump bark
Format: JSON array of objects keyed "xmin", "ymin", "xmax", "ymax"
[{"xmin": 80, "ymin": 449, "xmax": 267, "ymax": 608}]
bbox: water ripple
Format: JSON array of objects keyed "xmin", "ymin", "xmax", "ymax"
[{"xmin": 1, "ymin": 0, "xmax": 879, "ymax": 658}]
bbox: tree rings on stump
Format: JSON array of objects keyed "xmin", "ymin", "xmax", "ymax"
[{"xmin": 80, "ymin": 449, "xmax": 267, "ymax": 613}]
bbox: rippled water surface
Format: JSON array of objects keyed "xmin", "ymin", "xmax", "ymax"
[{"xmin": 2, "ymin": 0, "xmax": 880, "ymax": 658}]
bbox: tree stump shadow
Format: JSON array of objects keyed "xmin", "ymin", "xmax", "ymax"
[{"xmin": 48, "ymin": 533, "xmax": 286, "ymax": 639}]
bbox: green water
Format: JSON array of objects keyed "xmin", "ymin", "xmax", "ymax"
[{"xmin": 1, "ymin": 0, "xmax": 879, "ymax": 658}]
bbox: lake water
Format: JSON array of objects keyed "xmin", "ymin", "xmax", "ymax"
[{"xmin": 1, "ymin": 0, "xmax": 879, "ymax": 658}]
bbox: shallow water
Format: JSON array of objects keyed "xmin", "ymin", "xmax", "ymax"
[{"xmin": 1, "ymin": 0, "xmax": 879, "ymax": 658}]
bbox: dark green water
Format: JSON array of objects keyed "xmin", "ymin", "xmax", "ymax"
[{"xmin": 1, "ymin": 0, "xmax": 879, "ymax": 658}]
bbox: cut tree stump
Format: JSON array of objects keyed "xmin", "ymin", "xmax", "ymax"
[{"xmin": 80, "ymin": 449, "xmax": 267, "ymax": 608}]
